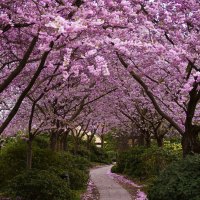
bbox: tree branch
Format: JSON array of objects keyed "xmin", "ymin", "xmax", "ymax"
[
  {"xmin": 117, "ymin": 52, "xmax": 184, "ymax": 135},
  {"xmin": 0, "ymin": 36, "xmax": 38, "ymax": 93}
]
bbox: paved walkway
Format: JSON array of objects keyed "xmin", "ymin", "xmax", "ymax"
[{"xmin": 90, "ymin": 165, "xmax": 132, "ymax": 200}]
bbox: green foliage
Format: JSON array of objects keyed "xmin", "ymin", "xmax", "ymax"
[
  {"xmin": 33, "ymin": 135, "xmax": 49, "ymax": 149},
  {"xmin": 7, "ymin": 169, "xmax": 76, "ymax": 200},
  {"xmin": 113, "ymin": 142, "xmax": 182, "ymax": 180},
  {"xmin": 70, "ymin": 144, "xmax": 91, "ymax": 159},
  {"xmin": 111, "ymin": 165, "xmax": 118, "ymax": 173},
  {"xmin": 0, "ymin": 137, "xmax": 90, "ymax": 199},
  {"xmin": 72, "ymin": 156, "xmax": 90, "ymax": 171},
  {"xmin": 0, "ymin": 140, "xmax": 27, "ymax": 187},
  {"xmin": 32, "ymin": 148, "xmax": 58, "ymax": 169},
  {"xmin": 69, "ymin": 169, "xmax": 89, "ymax": 190},
  {"xmin": 0, "ymin": 139, "xmax": 61, "ymax": 187},
  {"xmin": 89, "ymin": 145, "xmax": 111, "ymax": 164},
  {"xmin": 148, "ymin": 155, "xmax": 200, "ymax": 200},
  {"xmin": 104, "ymin": 132, "xmax": 118, "ymax": 152},
  {"xmin": 0, "ymin": 135, "xmax": 113, "ymax": 199},
  {"xmin": 107, "ymin": 150, "xmax": 117, "ymax": 162},
  {"xmin": 68, "ymin": 138, "xmax": 111, "ymax": 164}
]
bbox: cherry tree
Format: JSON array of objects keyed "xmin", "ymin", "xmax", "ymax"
[
  {"xmin": 87, "ymin": 0, "xmax": 200, "ymax": 156},
  {"xmin": 1, "ymin": 0, "xmax": 200, "ymax": 158}
]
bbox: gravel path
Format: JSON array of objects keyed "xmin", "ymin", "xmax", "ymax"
[{"xmin": 90, "ymin": 165, "xmax": 132, "ymax": 200}]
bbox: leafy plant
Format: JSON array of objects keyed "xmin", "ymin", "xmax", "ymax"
[
  {"xmin": 113, "ymin": 143, "xmax": 182, "ymax": 180},
  {"xmin": 148, "ymin": 155, "xmax": 200, "ymax": 200},
  {"xmin": 7, "ymin": 169, "xmax": 76, "ymax": 200}
]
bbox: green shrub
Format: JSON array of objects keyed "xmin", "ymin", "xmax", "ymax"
[
  {"xmin": 107, "ymin": 151, "xmax": 117, "ymax": 162},
  {"xmin": 33, "ymin": 136, "xmax": 49, "ymax": 149},
  {"xmin": 50, "ymin": 152, "xmax": 90, "ymax": 172},
  {"xmin": 32, "ymin": 148, "xmax": 58, "ymax": 169},
  {"xmin": 0, "ymin": 140, "xmax": 58, "ymax": 188},
  {"xmin": 0, "ymin": 139, "xmax": 90, "ymax": 193},
  {"xmin": 148, "ymin": 155, "xmax": 200, "ymax": 200},
  {"xmin": 69, "ymin": 169, "xmax": 88, "ymax": 190},
  {"xmin": 33, "ymin": 151, "xmax": 90, "ymax": 190},
  {"xmin": 111, "ymin": 165, "xmax": 118, "ymax": 173},
  {"xmin": 0, "ymin": 140, "xmax": 27, "ymax": 187},
  {"xmin": 114, "ymin": 143, "xmax": 182, "ymax": 180},
  {"xmin": 113, "ymin": 147, "xmax": 147, "ymax": 174},
  {"xmin": 70, "ymin": 145, "xmax": 91, "ymax": 159},
  {"xmin": 7, "ymin": 169, "xmax": 76, "ymax": 200},
  {"xmin": 90, "ymin": 145, "xmax": 111, "ymax": 164},
  {"xmin": 73, "ymin": 156, "xmax": 90, "ymax": 171}
]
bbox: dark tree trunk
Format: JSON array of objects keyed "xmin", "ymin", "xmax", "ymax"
[
  {"xmin": 50, "ymin": 131, "xmax": 57, "ymax": 151},
  {"xmin": 182, "ymin": 85, "xmax": 200, "ymax": 156},
  {"xmin": 156, "ymin": 136, "xmax": 164, "ymax": 147},
  {"xmin": 86, "ymin": 137, "xmax": 92, "ymax": 150},
  {"xmin": 101, "ymin": 135, "xmax": 104, "ymax": 149},
  {"xmin": 145, "ymin": 136, "xmax": 151, "ymax": 148},
  {"xmin": 74, "ymin": 139, "xmax": 79, "ymax": 155},
  {"xmin": 56, "ymin": 136, "xmax": 61, "ymax": 151},
  {"xmin": 144, "ymin": 131, "xmax": 151, "ymax": 148},
  {"xmin": 86, "ymin": 131, "xmax": 96, "ymax": 149},
  {"xmin": 182, "ymin": 127, "xmax": 200, "ymax": 157},
  {"xmin": 62, "ymin": 131, "xmax": 69, "ymax": 151},
  {"xmin": 138, "ymin": 134, "xmax": 145, "ymax": 146}
]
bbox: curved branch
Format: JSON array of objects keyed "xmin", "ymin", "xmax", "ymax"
[
  {"xmin": 117, "ymin": 52, "xmax": 184, "ymax": 135},
  {"xmin": 0, "ymin": 36, "xmax": 38, "ymax": 93},
  {"xmin": 0, "ymin": 41, "xmax": 54, "ymax": 134}
]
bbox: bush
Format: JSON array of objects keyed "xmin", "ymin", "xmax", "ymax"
[
  {"xmin": 107, "ymin": 150, "xmax": 117, "ymax": 162},
  {"xmin": 0, "ymin": 139, "xmax": 90, "ymax": 193},
  {"xmin": 32, "ymin": 148, "xmax": 58, "ymax": 169},
  {"xmin": 90, "ymin": 145, "xmax": 111, "ymax": 164},
  {"xmin": 70, "ymin": 145, "xmax": 91, "ymax": 159},
  {"xmin": 114, "ymin": 143, "xmax": 182, "ymax": 180},
  {"xmin": 73, "ymin": 156, "xmax": 90, "ymax": 171},
  {"xmin": 111, "ymin": 165, "xmax": 118, "ymax": 173},
  {"xmin": 0, "ymin": 140, "xmax": 59, "ymax": 188},
  {"xmin": 113, "ymin": 151, "xmax": 129, "ymax": 173},
  {"xmin": 7, "ymin": 170, "xmax": 76, "ymax": 200},
  {"xmin": 0, "ymin": 140, "xmax": 27, "ymax": 187},
  {"xmin": 32, "ymin": 149, "xmax": 90, "ymax": 191},
  {"xmin": 148, "ymin": 155, "xmax": 200, "ymax": 200},
  {"xmin": 69, "ymin": 169, "xmax": 89, "ymax": 190},
  {"xmin": 33, "ymin": 136, "xmax": 49, "ymax": 149}
]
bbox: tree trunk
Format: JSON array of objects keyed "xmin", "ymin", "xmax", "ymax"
[
  {"xmin": 182, "ymin": 85, "xmax": 200, "ymax": 156},
  {"xmin": 101, "ymin": 135, "xmax": 104, "ymax": 149},
  {"xmin": 145, "ymin": 136, "xmax": 151, "ymax": 148},
  {"xmin": 74, "ymin": 139, "xmax": 79, "ymax": 155},
  {"xmin": 86, "ymin": 132, "xmax": 96, "ymax": 149},
  {"xmin": 27, "ymin": 139, "xmax": 33, "ymax": 169},
  {"xmin": 50, "ymin": 131, "xmax": 57, "ymax": 151},
  {"xmin": 62, "ymin": 131, "xmax": 69, "ymax": 151},
  {"xmin": 156, "ymin": 136, "xmax": 164, "ymax": 147},
  {"xmin": 144, "ymin": 131, "xmax": 151, "ymax": 148},
  {"xmin": 56, "ymin": 136, "xmax": 61, "ymax": 151},
  {"xmin": 86, "ymin": 136, "xmax": 91, "ymax": 150},
  {"xmin": 182, "ymin": 128, "xmax": 200, "ymax": 157},
  {"xmin": 138, "ymin": 134, "xmax": 145, "ymax": 146},
  {"xmin": 87, "ymin": 141, "xmax": 91, "ymax": 150}
]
